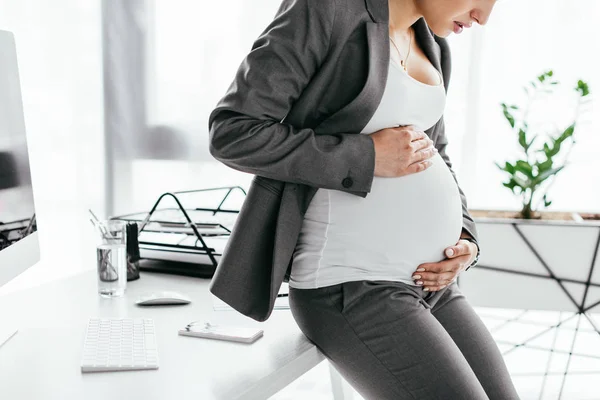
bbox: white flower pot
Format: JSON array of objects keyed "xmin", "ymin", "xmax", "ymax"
[{"xmin": 458, "ymin": 212, "xmax": 600, "ymax": 316}]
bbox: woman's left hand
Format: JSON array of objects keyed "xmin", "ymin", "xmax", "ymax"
[{"xmin": 411, "ymin": 239, "xmax": 478, "ymax": 292}]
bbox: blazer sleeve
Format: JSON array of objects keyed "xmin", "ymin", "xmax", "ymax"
[
  {"xmin": 208, "ymin": 0, "xmax": 376, "ymax": 196},
  {"xmin": 435, "ymin": 36, "xmax": 480, "ymax": 248}
]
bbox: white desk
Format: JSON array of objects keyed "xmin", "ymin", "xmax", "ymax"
[{"xmin": 0, "ymin": 267, "xmax": 346, "ymax": 400}]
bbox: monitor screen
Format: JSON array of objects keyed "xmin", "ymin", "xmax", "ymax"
[{"xmin": 0, "ymin": 30, "xmax": 39, "ymax": 288}]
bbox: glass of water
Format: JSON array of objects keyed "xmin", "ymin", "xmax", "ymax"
[{"xmin": 96, "ymin": 220, "xmax": 127, "ymax": 297}]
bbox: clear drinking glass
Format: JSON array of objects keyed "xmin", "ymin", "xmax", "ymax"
[{"xmin": 96, "ymin": 220, "xmax": 127, "ymax": 297}]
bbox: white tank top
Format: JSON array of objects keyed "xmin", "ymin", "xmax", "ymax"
[{"xmin": 288, "ymin": 54, "xmax": 464, "ymax": 289}]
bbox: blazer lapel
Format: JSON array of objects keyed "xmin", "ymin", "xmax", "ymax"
[
  {"xmin": 365, "ymin": 0, "xmax": 441, "ymax": 75},
  {"xmin": 315, "ymin": 2, "xmax": 442, "ymax": 135},
  {"xmin": 413, "ymin": 17, "xmax": 442, "ymax": 74},
  {"xmin": 366, "ymin": 0, "xmax": 442, "ymax": 75},
  {"xmin": 314, "ymin": 21, "xmax": 390, "ymax": 135}
]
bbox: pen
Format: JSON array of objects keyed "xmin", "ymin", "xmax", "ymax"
[{"xmin": 88, "ymin": 209, "xmax": 114, "ymax": 240}]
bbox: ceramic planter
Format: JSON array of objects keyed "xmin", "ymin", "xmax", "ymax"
[{"xmin": 458, "ymin": 210, "xmax": 600, "ymax": 332}]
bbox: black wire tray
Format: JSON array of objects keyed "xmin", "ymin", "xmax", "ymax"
[{"xmin": 110, "ymin": 186, "xmax": 246, "ymax": 277}]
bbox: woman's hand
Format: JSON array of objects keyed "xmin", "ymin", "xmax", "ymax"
[
  {"xmin": 371, "ymin": 125, "xmax": 438, "ymax": 177},
  {"xmin": 411, "ymin": 239, "xmax": 478, "ymax": 292}
]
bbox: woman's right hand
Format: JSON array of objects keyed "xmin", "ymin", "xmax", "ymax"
[{"xmin": 370, "ymin": 125, "xmax": 438, "ymax": 177}]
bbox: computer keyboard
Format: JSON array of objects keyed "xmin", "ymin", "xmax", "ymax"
[{"xmin": 81, "ymin": 318, "xmax": 159, "ymax": 372}]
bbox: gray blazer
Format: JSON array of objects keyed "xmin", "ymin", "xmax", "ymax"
[{"xmin": 207, "ymin": 0, "xmax": 479, "ymax": 322}]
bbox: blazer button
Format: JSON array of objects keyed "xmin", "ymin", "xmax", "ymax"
[{"xmin": 342, "ymin": 177, "xmax": 353, "ymax": 188}]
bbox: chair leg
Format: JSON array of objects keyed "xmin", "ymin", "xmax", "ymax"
[{"xmin": 328, "ymin": 361, "xmax": 354, "ymax": 400}]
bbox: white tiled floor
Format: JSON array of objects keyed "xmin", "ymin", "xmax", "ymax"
[{"xmin": 270, "ymin": 308, "xmax": 600, "ymax": 400}]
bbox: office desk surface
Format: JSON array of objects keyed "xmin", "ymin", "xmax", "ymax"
[{"xmin": 0, "ymin": 268, "xmax": 325, "ymax": 400}]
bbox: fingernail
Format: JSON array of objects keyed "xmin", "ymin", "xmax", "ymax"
[
  {"xmin": 417, "ymin": 268, "xmax": 425, "ymax": 272},
  {"xmin": 416, "ymin": 281, "xmax": 423, "ymax": 285},
  {"xmin": 423, "ymin": 288, "xmax": 430, "ymax": 291},
  {"xmin": 446, "ymin": 249, "xmax": 454, "ymax": 256},
  {"xmin": 440, "ymin": 285, "xmax": 447, "ymax": 289},
  {"xmin": 412, "ymin": 275, "xmax": 421, "ymax": 279}
]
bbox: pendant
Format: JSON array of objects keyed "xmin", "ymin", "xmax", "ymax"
[{"xmin": 400, "ymin": 60, "xmax": 407, "ymax": 71}]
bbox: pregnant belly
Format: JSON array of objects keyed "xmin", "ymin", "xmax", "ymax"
[{"xmin": 303, "ymin": 152, "xmax": 464, "ymax": 272}]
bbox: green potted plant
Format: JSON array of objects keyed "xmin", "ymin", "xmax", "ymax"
[
  {"xmin": 497, "ymin": 70, "xmax": 589, "ymax": 219},
  {"xmin": 470, "ymin": 70, "xmax": 597, "ymax": 221},
  {"xmin": 459, "ymin": 71, "xmax": 600, "ymax": 328}
]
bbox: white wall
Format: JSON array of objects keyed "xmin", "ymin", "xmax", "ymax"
[
  {"xmin": 114, "ymin": 0, "xmax": 280, "ymax": 214},
  {"xmin": 446, "ymin": 0, "xmax": 600, "ymax": 213}
]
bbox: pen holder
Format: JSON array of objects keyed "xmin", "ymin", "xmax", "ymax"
[
  {"xmin": 96, "ymin": 220, "xmax": 127, "ymax": 297},
  {"xmin": 125, "ymin": 222, "xmax": 141, "ymax": 281}
]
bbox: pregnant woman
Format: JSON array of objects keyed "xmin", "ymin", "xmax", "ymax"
[
  {"xmin": 287, "ymin": 1, "xmax": 522, "ymax": 399},
  {"xmin": 208, "ymin": 0, "xmax": 521, "ymax": 399}
]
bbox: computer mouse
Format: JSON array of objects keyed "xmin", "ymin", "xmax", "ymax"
[{"xmin": 135, "ymin": 291, "xmax": 191, "ymax": 306}]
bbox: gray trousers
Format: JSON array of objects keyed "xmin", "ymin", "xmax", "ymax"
[{"xmin": 289, "ymin": 279, "xmax": 521, "ymax": 400}]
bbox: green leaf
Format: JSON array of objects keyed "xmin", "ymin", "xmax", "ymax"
[
  {"xmin": 510, "ymin": 105, "xmax": 519, "ymax": 110},
  {"xmin": 551, "ymin": 125, "xmax": 575, "ymax": 152},
  {"xmin": 561, "ymin": 124, "xmax": 575, "ymax": 140},
  {"xmin": 515, "ymin": 160, "xmax": 534, "ymax": 179},
  {"xmin": 534, "ymin": 166, "xmax": 565, "ymax": 185},
  {"xmin": 577, "ymin": 80, "xmax": 590, "ymax": 97},
  {"xmin": 503, "ymin": 110, "xmax": 515, "ymax": 128},
  {"xmin": 536, "ymin": 158, "xmax": 553, "ymax": 173},
  {"xmin": 495, "ymin": 161, "xmax": 516, "ymax": 175},
  {"xmin": 549, "ymin": 139, "xmax": 563, "ymax": 157},
  {"xmin": 503, "ymin": 177, "xmax": 527, "ymax": 194},
  {"xmin": 545, "ymin": 129, "xmax": 569, "ymax": 157},
  {"xmin": 504, "ymin": 161, "xmax": 516, "ymax": 174},
  {"xmin": 543, "ymin": 142, "xmax": 552, "ymax": 157},
  {"xmin": 512, "ymin": 174, "xmax": 531, "ymax": 189},
  {"xmin": 503, "ymin": 180, "xmax": 518, "ymax": 194},
  {"xmin": 543, "ymin": 194, "xmax": 552, "ymax": 207},
  {"xmin": 527, "ymin": 134, "xmax": 538, "ymax": 149},
  {"xmin": 518, "ymin": 129, "xmax": 528, "ymax": 151}
]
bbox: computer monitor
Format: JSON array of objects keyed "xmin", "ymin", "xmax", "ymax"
[{"xmin": 0, "ymin": 30, "xmax": 40, "ymax": 348}]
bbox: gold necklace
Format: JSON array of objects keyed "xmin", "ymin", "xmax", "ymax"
[{"xmin": 389, "ymin": 29, "xmax": 412, "ymax": 71}]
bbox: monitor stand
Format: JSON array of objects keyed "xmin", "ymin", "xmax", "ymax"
[{"xmin": 0, "ymin": 323, "xmax": 18, "ymax": 349}]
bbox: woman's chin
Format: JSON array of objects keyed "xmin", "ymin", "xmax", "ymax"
[
  {"xmin": 425, "ymin": 22, "xmax": 452, "ymax": 38},
  {"xmin": 433, "ymin": 28, "xmax": 452, "ymax": 38}
]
